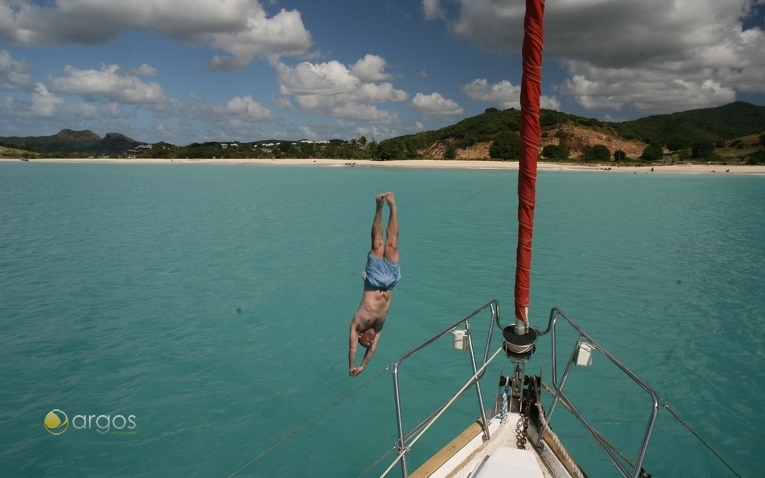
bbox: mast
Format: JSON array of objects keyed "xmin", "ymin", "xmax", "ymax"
[
  {"xmin": 501, "ymin": 0, "xmax": 545, "ymax": 414},
  {"xmin": 514, "ymin": 0, "xmax": 545, "ymax": 335}
]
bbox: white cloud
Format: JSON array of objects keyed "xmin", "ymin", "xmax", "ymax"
[
  {"xmin": 29, "ymin": 83, "xmax": 64, "ymax": 117},
  {"xmin": 101, "ymin": 102, "xmax": 121, "ymax": 117},
  {"xmin": 207, "ymin": 8, "xmax": 313, "ymax": 71},
  {"xmin": 0, "ymin": 49, "xmax": 34, "ymax": 91},
  {"xmin": 271, "ymin": 95, "xmax": 293, "ymax": 109},
  {"xmin": 446, "ymin": 78, "xmax": 563, "ymax": 111},
  {"xmin": 541, "ymin": 96, "xmax": 561, "ymax": 110},
  {"xmin": 47, "ymin": 64, "xmax": 166, "ymax": 105},
  {"xmin": 349, "ymin": 54, "xmax": 393, "ymax": 83},
  {"xmin": 411, "ymin": 92, "xmax": 464, "ymax": 117},
  {"xmin": 329, "ymin": 103, "xmax": 400, "ymax": 123},
  {"xmin": 211, "ymin": 95, "xmax": 275, "ymax": 121},
  {"xmin": 273, "ymin": 55, "xmax": 406, "ymax": 123},
  {"xmin": 63, "ymin": 101, "xmax": 99, "ymax": 119},
  {"xmin": 189, "ymin": 92, "xmax": 205, "ymax": 102},
  {"xmin": 422, "ymin": 0, "xmax": 446, "ymax": 21},
  {"xmin": 291, "ymin": 97, "xmax": 400, "ymax": 123},
  {"xmin": 0, "ymin": 1, "xmax": 313, "ymax": 71},
  {"xmin": 462, "ymin": 79, "xmax": 520, "ymax": 108},
  {"xmin": 276, "ymin": 60, "xmax": 359, "ymax": 96},
  {"xmin": 129, "ymin": 64, "xmax": 158, "ymax": 77},
  {"xmin": 558, "ymin": 60, "xmax": 737, "ymax": 112},
  {"xmin": 434, "ymin": 0, "xmax": 765, "ymax": 114}
]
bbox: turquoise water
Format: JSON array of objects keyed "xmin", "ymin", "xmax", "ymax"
[{"xmin": 1, "ymin": 163, "xmax": 763, "ymax": 477}]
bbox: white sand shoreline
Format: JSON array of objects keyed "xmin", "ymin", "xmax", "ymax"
[{"xmin": 2, "ymin": 156, "xmax": 765, "ymax": 174}]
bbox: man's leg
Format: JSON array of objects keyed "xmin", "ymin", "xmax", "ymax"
[
  {"xmin": 383, "ymin": 192, "xmax": 399, "ymax": 263},
  {"xmin": 370, "ymin": 193, "xmax": 385, "ymax": 258}
]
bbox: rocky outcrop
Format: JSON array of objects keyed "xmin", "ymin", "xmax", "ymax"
[{"xmin": 56, "ymin": 129, "xmax": 101, "ymax": 142}]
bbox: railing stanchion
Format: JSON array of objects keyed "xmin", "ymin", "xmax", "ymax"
[
  {"xmin": 465, "ymin": 319, "xmax": 490, "ymax": 440},
  {"xmin": 391, "ymin": 364, "xmax": 408, "ymax": 477}
]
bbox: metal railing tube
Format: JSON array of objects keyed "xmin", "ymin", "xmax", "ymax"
[
  {"xmin": 479, "ymin": 303, "xmax": 498, "ymax": 378},
  {"xmin": 539, "ymin": 309, "xmax": 563, "ymax": 433},
  {"xmin": 386, "ymin": 300, "xmax": 499, "ymax": 477},
  {"xmin": 545, "ymin": 307, "xmax": 661, "ymax": 478},
  {"xmin": 493, "ymin": 301, "xmax": 505, "ymax": 332},
  {"xmin": 554, "ymin": 387, "xmax": 632, "ymax": 477},
  {"xmin": 391, "ymin": 364, "xmax": 408, "ymax": 478},
  {"xmin": 395, "ymin": 300, "xmax": 497, "ymax": 367},
  {"xmin": 465, "ymin": 320, "xmax": 490, "ymax": 440},
  {"xmin": 403, "ymin": 388, "xmax": 475, "ymax": 442}
]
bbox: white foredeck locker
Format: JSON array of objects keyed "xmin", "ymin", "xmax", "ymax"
[{"xmin": 468, "ymin": 447, "xmax": 544, "ymax": 478}]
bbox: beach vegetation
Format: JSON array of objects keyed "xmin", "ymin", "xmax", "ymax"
[
  {"xmin": 613, "ymin": 149, "xmax": 626, "ymax": 162},
  {"xmin": 489, "ymin": 131, "xmax": 521, "ymax": 160},
  {"xmin": 746, "ymin": 149, "xmax": 765, "ymax": 164},
  {"xmin": 640, "ymin": 143, "xmax": 664, "ymax": 161},
  {"xmin": 444, "ymin": 142, "xmax": 457, "ymax": 159},
  {"xmin": 691, "ymin": 140, "xmax": 715, "ymax": 159},
  {"xmin": 666, "ymin": 135, "xmax": 689, "ymax": 152},
  {"xmin": 376, "ymin": 139, "xmax": 404, "ymax": 160},
  {"xmin": 583, "ymin": 144, "xmax": 610, "ymax": 162},
  {"xmin": 541, "ymin": 144, "xmax": 569, "ymax": 161}
]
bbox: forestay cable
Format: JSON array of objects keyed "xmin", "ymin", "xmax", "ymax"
[
  {"xmin": 228, "ymin": 364, "xmax": 391, "ymax": 478},
  {"xmin": 539, "ymin": 381, "xmax": 742, "ymax": 478},
  {"xmin": 661, "ymin": 401, "xmax": 742, "ymax": 478}
]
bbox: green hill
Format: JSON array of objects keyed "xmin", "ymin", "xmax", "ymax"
[
  {"xmin": 375, "ymin": 107, "xmax": 622, "ymax": 159},
  {"xmin": 1, "ymin": 102, "xmax": 763, "ymax": 162},
  {"xmin": 0, "ymin": 129, "xmax": 144, "ymax": 154},
  {"xmin": 372, "ymin": 101, "xmax": 765, "ymax": 160},
  {"xmin": 608, "ymin": 101, "xmax": 765, "ymax": 145}
]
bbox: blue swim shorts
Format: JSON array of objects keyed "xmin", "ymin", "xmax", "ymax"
[{"xmin": 362, "ymin": 252, "xmax": 402, "ymax": 291}]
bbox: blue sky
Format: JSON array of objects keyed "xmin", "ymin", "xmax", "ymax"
[{"xmin": 1, "ymin": 0, "xmax": 764, "ymax": 144}]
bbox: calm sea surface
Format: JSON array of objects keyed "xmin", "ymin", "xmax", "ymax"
[{"xmin": 1, "ymin": 162, "xmax": 763, "ymax": 477}]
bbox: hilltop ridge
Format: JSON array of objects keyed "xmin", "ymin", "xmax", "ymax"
[
  {"xmin": 1, "ymin": 102, "xmax": 764, "ymax": 164},
  {"xmin": 0, "ymin": 129, "xmax": 145, "ymax": 154}
]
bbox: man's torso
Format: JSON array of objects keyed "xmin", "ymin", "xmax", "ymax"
[{"xmin": 355, "ymin": 288, "xmax": 392, "ymax": 331}]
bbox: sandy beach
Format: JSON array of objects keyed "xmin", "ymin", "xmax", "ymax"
[{"xmin": 2, "ymin": 156, "xmax": 765, "ymax": 174}]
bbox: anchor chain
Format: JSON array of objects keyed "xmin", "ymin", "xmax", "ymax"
[{"xmin": 516, "ymin": 379, "xmax": 531, "ymax": 449}]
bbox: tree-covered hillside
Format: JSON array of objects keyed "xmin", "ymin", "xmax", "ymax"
[
  {"xmin": 2, "ymin": 102, "xmax": 764, "ymax": 164},
  {"xmin": 375, "ymin": 107, "xmax": 612, "ymax": 159},
  {"xmin": 608, "ymin": 101, "xmax": 765, "ymax": 145}
]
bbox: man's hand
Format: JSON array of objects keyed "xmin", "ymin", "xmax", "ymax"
[{"xmin": 349, "ymin": 365, "xmax": 365, "ymax": 377}]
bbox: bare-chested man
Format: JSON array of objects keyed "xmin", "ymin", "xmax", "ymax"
[{"xmin": 349, "ymin": 192, "xmax": 400, "ymax": 377}]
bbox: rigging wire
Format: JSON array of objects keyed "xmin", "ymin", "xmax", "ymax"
[
  {"xmin": 357, "ymin": 444, "xmax": 398, "ymax": 478},
  {"xmin": 539, "ymin": 381, "xmax": 634, "ymax": 467},
  {"xmin": 227, "ymin": 364, "xmax": 392, "ymax": 478},
  {"xmin": 661, "ymin": 401, "xmax": 742, "ymax": 478},
  {"xmin": 539, "ymin": 381, "xmax": 742, "ymax": 478}
]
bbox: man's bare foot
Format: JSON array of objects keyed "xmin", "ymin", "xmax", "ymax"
[
  {"xmin": 384, "ymin": 192, "xmax": 395, "ymax": 206},
  {"xmin": 376, "ymin": 193, "xmax": 385, "ymax": 209}
]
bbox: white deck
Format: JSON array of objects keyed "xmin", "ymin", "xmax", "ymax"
[{"xmin": 422, "ymin": 412, "xmax": 575, "ymax": 478}]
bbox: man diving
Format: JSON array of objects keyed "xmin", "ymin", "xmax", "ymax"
[{"xmin": 349, "ymin": 192, "xmax": 401, "ymax": 377}]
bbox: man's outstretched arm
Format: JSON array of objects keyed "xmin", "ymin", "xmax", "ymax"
[
  {"xmin": 352, "ymin": 330, "xmax": 382, "ymax": 377},
  {"xmin": 349, "ymin": 323, "xmax": 359, "ymax": 376}
]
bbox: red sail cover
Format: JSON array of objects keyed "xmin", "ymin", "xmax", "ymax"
[{"xmin": 514, "ymin": 0, "xmax": 545, "ymax": 324}]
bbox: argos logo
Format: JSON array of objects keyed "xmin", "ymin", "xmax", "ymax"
[{"xmin": 45, "ymin": 410, "xmax": 136, "ymax": 435}]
